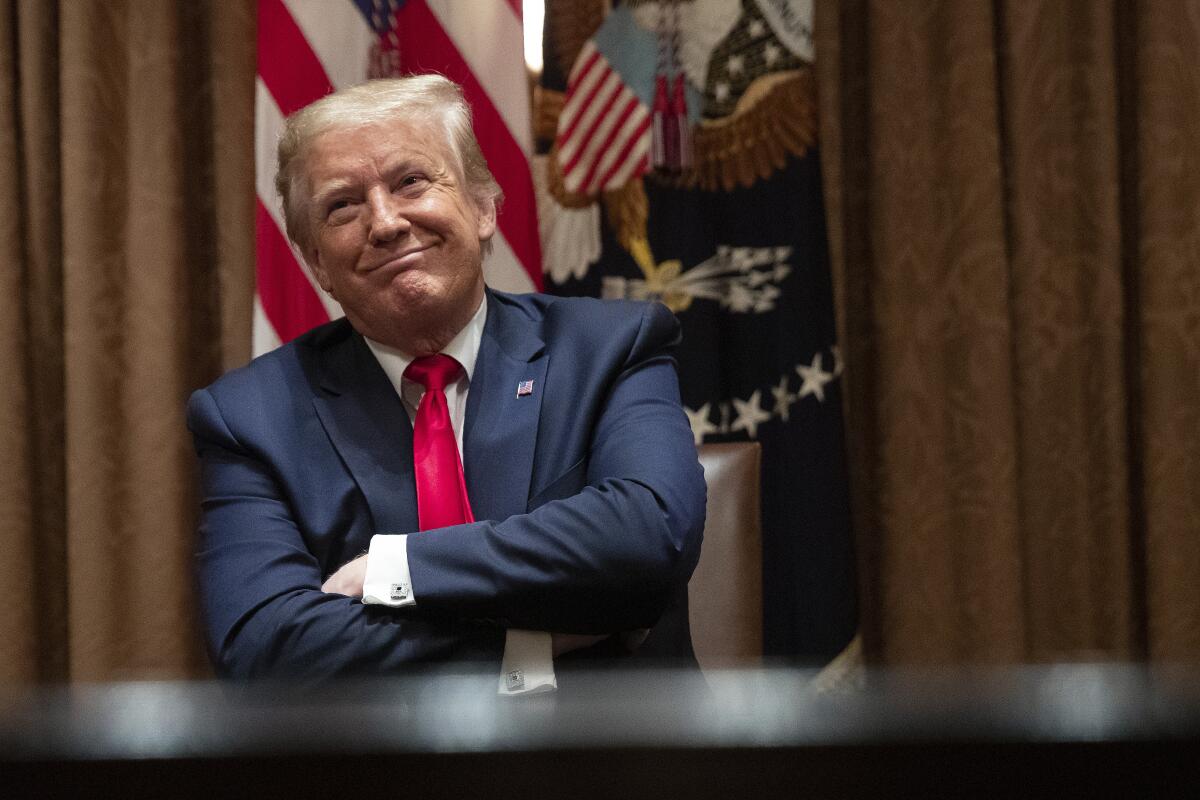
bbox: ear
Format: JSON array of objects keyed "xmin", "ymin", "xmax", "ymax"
[{"xmin": 475, "ymin": 197, "xmax": 497, "ymax": 243}]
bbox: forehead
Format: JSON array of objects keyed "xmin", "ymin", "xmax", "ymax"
[{"xmin": 304, "ymin": 118, "xmax": 455, "ymax": 185}]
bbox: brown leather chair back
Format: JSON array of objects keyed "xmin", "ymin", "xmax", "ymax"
[{"xmin": 689, "ymin": 442, "xmax": 762, "ymax": 669}]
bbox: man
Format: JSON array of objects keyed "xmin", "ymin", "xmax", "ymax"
[{"xmin": 188, "ymin": 75, "xmax": 705, "ymax": 691}]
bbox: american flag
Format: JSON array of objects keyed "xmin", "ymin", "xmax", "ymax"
[
  {"xmin": 254, "ymin": 0, "xmax": 542, "ymax": 356},
  {"xmin": 555, "ymin": 39, "xmax": 651, "ymax": 197}
]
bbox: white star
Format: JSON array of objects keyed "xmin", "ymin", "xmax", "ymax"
[
  {"xmin": 684, "ymin": 403, "xmax": 717, "ymax": 445},
  {"xmin": 731, "ymin": 390, "xmax": 772, "ymax": 439},
  {"xmin": 764, "ymin": 42, "xmax": 781, "ymax": 65},
  {"xmin": 727, "ymin": 54, "xmax": 745, "ymax": 76},
  {"xmin": 749, "ymin": 19, "xmax": 766, "ymax": 38},
  {"xmin": 796, "ymin": 352, "xmax": 835, "ymax": 402},
  {"xmin": 714, "ymin": 82, "xmax": 730, "ymax": 103},
  {"xmin": 771, "ymin": 375, "xmax": 797, "ymax": 423}
]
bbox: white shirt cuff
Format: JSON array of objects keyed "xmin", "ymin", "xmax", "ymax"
[
  {"xmin": 361, "ymin": 534, "xmax": 416, "ymax": 607},
  {"xmin": 362, "ymin": 536, "xmax": 554, "ymax": 695},
  {"xmin": 499, "ymin": 630, "xmax": 556, "ymax": 695}
]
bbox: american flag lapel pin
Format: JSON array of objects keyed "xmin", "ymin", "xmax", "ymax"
[{"xmin": 516, "ymin": 379, "xmax": 535, "ymax": 397}]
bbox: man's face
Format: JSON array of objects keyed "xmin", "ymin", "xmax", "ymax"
[{"xmin": 302, "ymin": 118, "xmax": 495, "ymax": 347}]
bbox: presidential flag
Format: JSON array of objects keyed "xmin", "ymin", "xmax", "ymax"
[
  {"xmin": 536, "ymin": 0, "xmax": 857, "ymax": 663},
  {"xmin": 254, "ymin": 0, "xmax": 541, "ymax": 356}
]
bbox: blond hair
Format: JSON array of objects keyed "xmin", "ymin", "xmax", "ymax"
[{"xmin": 275, "ymin": 74, "xmax": 503, "ymax": 255}]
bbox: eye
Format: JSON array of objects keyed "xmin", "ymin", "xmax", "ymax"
[
  {"xmin": 325, "ymin": 199, "xmax": 356, "ymax": 223},
  {"xmin": 397, "ymin": 173, "xmax": 428, "ymax": 192}
]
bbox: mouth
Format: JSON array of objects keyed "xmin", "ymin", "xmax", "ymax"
[{"xmin": 363, "ymin": 245, "xmax": 431, "ymax": 273}]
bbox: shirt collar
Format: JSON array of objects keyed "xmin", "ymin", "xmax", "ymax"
[{"xmin": 363, "ymin": 295, "xmax": 487, "ymax": 392}]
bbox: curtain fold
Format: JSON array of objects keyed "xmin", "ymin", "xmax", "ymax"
[
  {"xmin": 1001, "ymin": 0, "xmax": 1137, "ymax": 660},
  {"xmin": 819, "ymin": 0, "xmax": 1200, "ymax": 665},
  {"xmin": 0, "ymin": 0, "xmax": 253, "ymax": 682},
  {"xmin": 1136, "ymin": 2, "xmax": 1200, "ymax": 661},
  {"xmin": 1, "ymin": 0, "xmax": 67, "ymax": 683}
]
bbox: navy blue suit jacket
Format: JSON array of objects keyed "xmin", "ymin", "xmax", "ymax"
[{"xmin": 187, "ymin": 290, "xmax": 706, "ymax": 679}]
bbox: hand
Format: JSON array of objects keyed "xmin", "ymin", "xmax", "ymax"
[{"xmin": 321, "ymin": 554, "xmax": 368, "ymax": 597}]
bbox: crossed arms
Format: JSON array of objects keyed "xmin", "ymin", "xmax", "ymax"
[{"xmin": 188, "ymin": 301, "xmax": 705, "ymax": 679}]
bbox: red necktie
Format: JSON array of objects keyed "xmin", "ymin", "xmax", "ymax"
[{"xmin": 405, "ymin": 354, "xmax": 475, "ymax": 530}]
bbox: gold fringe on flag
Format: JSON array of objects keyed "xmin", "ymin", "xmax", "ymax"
[
  {"xmin": 602, "ymin": 177, "xmax": 650, "ymax": 255},
  {"xmin": 545, "ymin": 141, "xmax": 595, "ymax": 209}
]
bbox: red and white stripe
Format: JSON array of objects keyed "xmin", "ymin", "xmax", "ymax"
[
  {"xmin": 555, "ymin": 40, "xmax": 651, "ymax": 197},
  {"xmin": 255, "ymin": 0, "xmax": 541, "ymax": 356}
]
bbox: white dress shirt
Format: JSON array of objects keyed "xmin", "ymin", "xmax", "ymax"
[{"xmin": 359, "ymin": 298, "xmax": 556, "ymax": 695}]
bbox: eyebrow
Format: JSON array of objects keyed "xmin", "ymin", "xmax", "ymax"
[
  {"xmin": 310, "ymin": 179, "xmax": 356, "ymax": 209},
  {"xmin": 310, "ymin": 156, "xmax": 438, "ymax": 210}
]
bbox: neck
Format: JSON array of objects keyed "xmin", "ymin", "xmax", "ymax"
[{"xmin": 401, "ymin": 328, "xmax": 461, "ymax": 358}]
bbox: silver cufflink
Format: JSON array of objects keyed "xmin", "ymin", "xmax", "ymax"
[
  {"xmin": 506, "ymin": 669, "xmax": 525, "ymax": 691},
  {"xmin": 389, "ymin": 583, "xmax": 409, "ymax": 602}
]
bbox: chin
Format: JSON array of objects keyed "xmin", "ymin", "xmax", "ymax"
[
  {"xmin": 382, "ymin": 272, "xmax": 440, "ymax": 305},
  {"xmin": 384, "ymin": 284, "xmax": 458, "ymax": 323}
]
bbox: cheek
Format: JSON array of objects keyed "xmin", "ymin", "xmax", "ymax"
[{"xmin": 318, "ymin": 231, "xmax": 361, "ymax": 268}]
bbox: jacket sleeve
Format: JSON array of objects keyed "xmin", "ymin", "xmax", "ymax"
[
  {"xmin": 404, "ymin": 301, "xmax": 707, "ymax": 633},
  {"xmin": 188, "ymin": 387, "xmax": 505, "ymax": 680}
]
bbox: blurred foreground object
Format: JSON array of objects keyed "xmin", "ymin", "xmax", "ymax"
[{"xmin": 4, "ymin": 664, "xmax": 1200, "ymax": 798}]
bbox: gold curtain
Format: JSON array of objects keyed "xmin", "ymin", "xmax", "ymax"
[
  {"xmin": 0, "ymin": 0, "xmax": 254, "ymax": 682},
  {"xmin": 817, "ymin": 0, "xmax": 1200, "ymax": 665}
]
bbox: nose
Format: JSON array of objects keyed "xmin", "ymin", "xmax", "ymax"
[{"xmin": 366, "ymin": 187, "xmax": 410, "ymax": 245}]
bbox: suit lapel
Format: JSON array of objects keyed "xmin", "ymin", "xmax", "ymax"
[
  {"xmin": 310, "ymin": 329, "xmax": 419, "ymax": 534},
  {"xmin": 464, "ymin": 292, "xmax": 547, "ymax": 522}
]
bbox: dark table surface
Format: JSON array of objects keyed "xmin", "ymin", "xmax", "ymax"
[{"xmin": 3, "ymin": 664, "xmax": 1200, "ymax": 798}]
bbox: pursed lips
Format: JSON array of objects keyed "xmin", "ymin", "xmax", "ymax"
[{"xmin": 360, "ymin": 244, "xmax": 431, "ymax": 273}]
